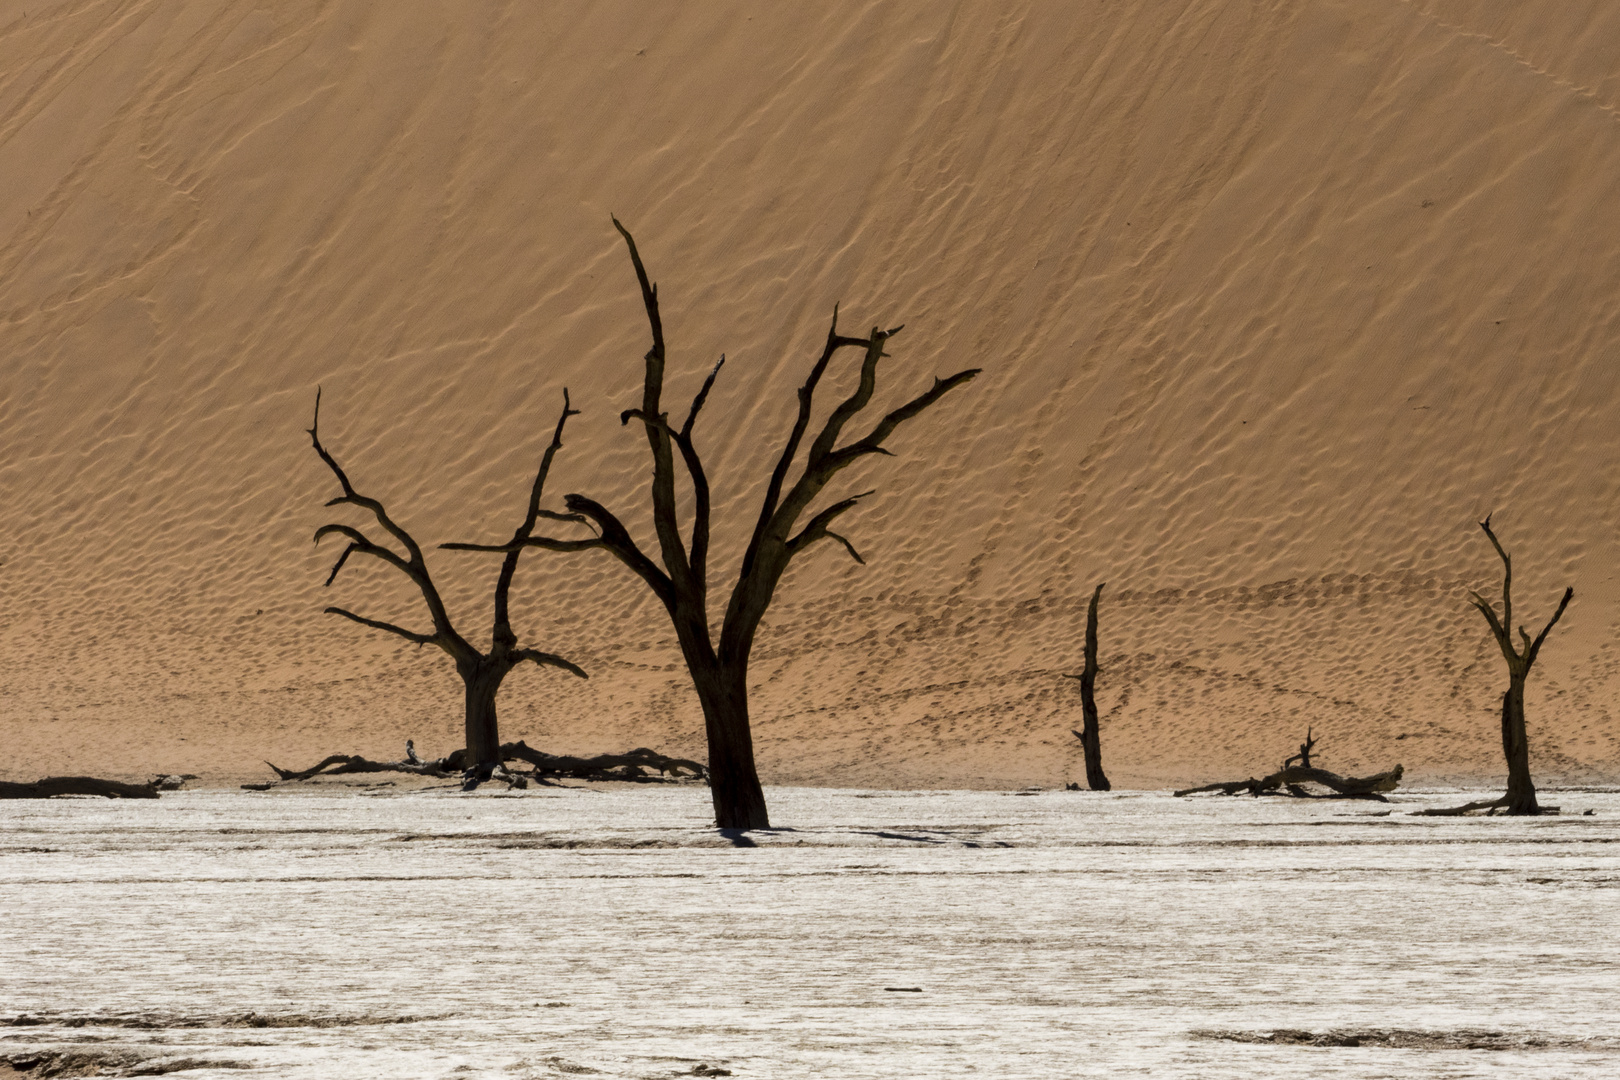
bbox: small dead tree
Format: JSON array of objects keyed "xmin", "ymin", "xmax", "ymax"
[
  {"xmin": 308, "ymin": 389, "xmax": 587, "ymax": 783},
  {"xmin": 451, "ymin": 221, "xmax": 980, "ymax": 828},
  {"xmin": 1065, "ymin": 582, "xmax": 1111, "ymax": 790},
  {"xmin": 1430, "ymin": 514, "xmax": 1573, "ymax": 816}
]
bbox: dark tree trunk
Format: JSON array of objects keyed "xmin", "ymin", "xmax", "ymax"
[
  {"xmin": 1500, "ymin": 681, "xmax": 1539, "ymax": 814},
  {"xmin": 1077, "ymin": 582, "xmax": 1111, "ymax": 791},
  {"xmin": 693, "ymin": 663, "xmax": 770, "ymax": 829},
  {"xmin": 1446, "ymin": 514, "xmax": 1571, "ymax": 818},
  {"xmin": 461, "ymin": 659, "xmax": 511, "ymax": 772}
]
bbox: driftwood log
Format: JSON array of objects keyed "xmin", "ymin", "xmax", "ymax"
[
  {"xmin": 1175, "ymin": 764, "xmax": 1403, "ymax": 801},
  {"xmin": 258, "ymin": 741, "xmax": 708, "ymax": 788},
  {"xmin": 0, "ymin": 776, "xmax": 160, "ymax": 799}
]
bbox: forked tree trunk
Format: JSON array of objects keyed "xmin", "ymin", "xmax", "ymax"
[
  {"xmin": 692, "ymin": 662, "xmax": 769, "ymax": 829},
  {"xmin": 1448, "ymin": 514, "xmax": 1571, "ymax": 817},
  {"xmin": 1500, "ymin": 681, "xmax": 1538, "ymax": 814},
  {"xmin": 1077, "ymin": 582, "xmax": 1111, "ymax": 791}
]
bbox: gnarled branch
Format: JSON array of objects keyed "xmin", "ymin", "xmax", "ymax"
[
  {"xmin": 324, "ymin": 606, "xmax": 437, "ymax": 646},
  {"xmin": 786, "ymin": 491, "xmax": 873, "ymax": 563},
  {"xmin": 560, "ymin": 493, "xmax": 677, "ymax": 609},
  {"xmin": 611, "ymin": 217, "xmax": 692, "ymax": 595},
  {"xmin": 515, "ymin": 648, "xmax": 588, "ymax": 680},
  {"xmin": 1526, "ymin": 586, "xmax": 1574, "ymax": 667},
  {"xmin": 742, "ymin": 307, "xmax": 873, "ymax": 579},
  {"xmin": 489, "ymin": 389, "xmax": 580, "ymax": 651},
  {"xmin": 309, "ymin": 390, "xmax": 469, "ymax": 660},
  {"xmin": 309, "ymin": 389, "xmax": 432, "ymax": 576}
]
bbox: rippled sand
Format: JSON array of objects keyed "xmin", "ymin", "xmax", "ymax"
[{"xmin": 3, "ymin": 786, "xmax": 1618, "ymax": 1078}]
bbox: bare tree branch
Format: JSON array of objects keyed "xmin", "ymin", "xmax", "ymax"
[
  {"xmin": 611, "ymin": 217, "xmax": 692, "ymax": 594},
  {"xmin": 313, "ymin": 524, "xmax": 414, "ymax": 583},
  {"xmin": 786, "ymin": 491, "xmax": 874, "ymax": 562},
  {"xmin": 823, "ymin": 530, "xmax": 865, "ymax": 565},
  {"xmin": 741, "ymin": 308, "xmax": 872, "ymax": 579},
  {"xmin": 722, "ymin": 358, "xmax": 980, "ymax": 664},
  {"xmin": 515, "ymin": 648, "xmax": 588, "ymax": 679},
  {"xmin": 309, "ymin": 389, "xmax": 432, "ymax": 570},
  {"xmin": 491, "ymin": 390, "xmax": 580, "ymax": 649},
  {"xmin": 443, "ymin": 536, "xmax": 604, "ymax": 554},
  {"xmin": 1468, "ymin": 590, "xmax": 1509, "ymax": 648},
  {"xmin": 562, "ymin": 493, "xmax": 677, "ymax": 609},
  {"xmin": 324, "ymin": 606, "xmax": 437, "ymax": 645},
  {"xmin": 682, "ymin": 356, "xmax": 725, "ymax": 440},
  {"xmin": 611, "ymin": 215, "xmax": 664, "ymax": 373},
  {"xmin": 838, "ymin": 368, "xmax": 984, "ymax": 463},
  {"xmin": 309, "ymin": 391, "xmax": 468, "ymax": 659},
  {"xmin": 805, "ymin": 327, "xmax": 901, "ymax": 467},
  {"xmin": 1479, "ymin": 514, "xmax": 1512, "ymax": 641},
  {"xmin": 1526, "ymin": 586, "xmax": 1575, "ymax": 666},
  {"xmin": 770, "ymin": 365, "xmax": 981, "ymax": 539},
  {"xmin": 321, "ymin": 542, "xmax": 360, "ymax": 587}
]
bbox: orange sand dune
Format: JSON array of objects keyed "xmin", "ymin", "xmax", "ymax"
[{"xmin": 3, "ymin": 1, "xmax": 1618, "ymax": 790}]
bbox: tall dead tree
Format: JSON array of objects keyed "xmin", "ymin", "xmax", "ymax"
[
  {"xmin": 1066, "ymin": 582, "xmax": 1110, "ymax": 790},
  {"xmin": 309, "ymin": 389, "xmax": 587, "ymax": 782},
  {"xmin": 451, "ymin": 221, "xmax": 980, "ymax": 828},
  {"xmin": 1443, "ymin": 514, "xmax": 1573, "ymax": 815}
]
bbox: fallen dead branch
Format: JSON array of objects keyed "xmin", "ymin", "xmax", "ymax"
[
  {"xmin": 0, "ymin": 776, "xmax": 160, "ymax": 800},
  {"xmin": 262, "ymin": 754, "xmax": 453, "ymax": 783},
  {"xmin": 1175, "ymin": 764, "xmax": 1404, "ymax": 801},
  {"xmin": 496, "ymin": 741, "xmax": 708, "ymax": 781},
  {"xmin": 256, "ymin": 740, "xmax": 708, "ymax": 789},
  {"xmin": 1174, "ymin": 730, "xmax": 1402, "ymax": 801}
]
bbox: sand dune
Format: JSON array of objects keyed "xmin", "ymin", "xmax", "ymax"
[{"xmin": 2, "ymin": 1, "xmax": 1618, "ymax": 789}]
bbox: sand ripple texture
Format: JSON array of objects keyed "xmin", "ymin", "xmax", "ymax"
[
  {"xmin": 4, "ymin": 3, "xmax": 1620, "ymax": 786},
  {"xmin": 3, "ymin": 787, "xmax": 1620, "ymax": 1078}
]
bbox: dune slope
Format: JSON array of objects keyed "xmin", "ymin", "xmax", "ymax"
[{"xmin": 3, "ymin": 1, "xmax": 1619, "ymax": 788}]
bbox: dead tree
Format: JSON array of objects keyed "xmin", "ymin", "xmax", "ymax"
[
  {"xmin": 309, "ymin": 389, "xmax": 587, "ymax": 784},
  {"xmin": 1065, "ymin": 582, "xmax": 1111, "ymax": 790},
  {"xmin": 449, "ymin": 220, "xmax": 980, "ymax": 828},
  {"xmin": 1428, "ymin": 515, "xmax": 1573, "ymax": 815}
]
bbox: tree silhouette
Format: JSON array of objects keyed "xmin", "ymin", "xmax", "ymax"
[
  {"xmin": 1066, "ymin": 582, "xmax": 1111, "ymax": 790},
  {"xmin": 309, "ymin": 389, "xmax": 586, "ymax": 785},
  {"xmin": 1423, "ymin": 515, "xmax": 1573, "ymax": 815},
  {"xmin": 452, "ymin": 221, "xmax": 980, "ymax": 827}
]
